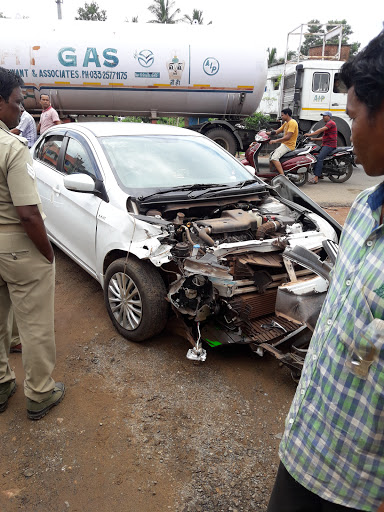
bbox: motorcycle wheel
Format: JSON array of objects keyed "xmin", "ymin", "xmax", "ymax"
[
  {"xmin": 291, "ymin": 172, "xmax": 308, "ymax": 187},
  {"xmin": 328, "ymin": 156, "xmax": 354, "ymax": 183}
]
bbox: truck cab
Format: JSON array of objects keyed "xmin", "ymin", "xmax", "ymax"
[{"xmin": 260, "ymin": 60, "xmax": 351, "ymax": 146}]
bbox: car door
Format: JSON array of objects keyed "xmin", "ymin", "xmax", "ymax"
[
  {"xmin": 33, "ymin": 130, "xmax": 67, "ymax": 236},
  {"xmin": 35, "ymin": 130, "xmax": 103, "ymax": 276}
]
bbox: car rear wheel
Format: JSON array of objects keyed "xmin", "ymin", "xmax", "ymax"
[{"xmin": 104, "ymin": 257, "xmax": 168, "ymax": 342}]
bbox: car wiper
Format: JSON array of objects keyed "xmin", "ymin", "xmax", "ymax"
[
  {"xmin": 238, "ymin": 179, "xmax": 258, "ymax": 188},
  {"xmin": 138, "ymin": 183, "xmax": 227, "ymax": 202},
  {"xmin": 190, "ymin": 179, "xmax": 261, "ymax": 198}
]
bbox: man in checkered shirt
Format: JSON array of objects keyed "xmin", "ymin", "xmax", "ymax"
[{"xmin": 267, "ymin": 29, "xmax": 384, "ymax": 512}]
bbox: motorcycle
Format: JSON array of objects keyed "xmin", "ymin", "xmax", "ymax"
[
  {"xmin": 299, "ymin": 137, "xmax": 356, "ymax": 183},
  {"xmin": 241, "ymin": 130, "xmax": 316, "ymax": 187},
  {"xmin": 242, "ymin": 130, "xmax": 356, "ymax": 186}
]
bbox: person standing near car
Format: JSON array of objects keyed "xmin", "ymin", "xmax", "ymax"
[
  {"xmin": 10, "ymin": 106, "xmax": 37, "ymax": 148},
  {"xmin": 267, "ymin": 30, "xmax": 384, "ymax": 512},
  {"xmin": 37, "ymin": 93, "xmax": 61, "ymax": 135},
  {"xmin": 267, "ymin": 108, "xmax": 299, "ymax": 175},
  {"xmin": 305, "ymin": 111, "xmax": 337, "ymax": 184},
  {"xmin": 0, "ymin": 67, "xmax": 65, "ymax": 419}
]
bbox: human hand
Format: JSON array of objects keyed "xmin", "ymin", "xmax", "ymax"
[
  {"xmin": 377, "ymin": 501, "xmax": 384, "ymax": 512},
  {"xmin": 269, "ymin": 140, "xmax": 275, "ymax": 145}
]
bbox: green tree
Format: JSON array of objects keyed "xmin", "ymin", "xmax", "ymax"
[
  {"xmin": 300, "ymin": 19, "xmax": 323, "ymax": 55},
  {"xmin": 148, "ymin": 0, "xmax": 181, "ymax": 24},
  {"xmin": 75, "ymin": 2, "xmax": 107, "ymax": 21},
  {"xmin": 301, "ymin": 19, "xmax": 361, "ymax": 57},
  {"xmin": 326, "ymin": 19, "xmax": 361, "ymax": 56},
  {"xmin": 267, "ymin": 47, "xmax": 277, "ymax": 67},
  {"xmin": 183, "ymin": 9, "xmax": 212, "ymax": 25}
]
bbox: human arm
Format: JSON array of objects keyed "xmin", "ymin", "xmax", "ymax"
[
  {"xmin": 269, "ymin": 131, "xmax": 293, "ymax": 145},
  {"xmin": 37, "ymin": 121, "xmax": 41, "ymax": 134},
  {"xmin": 16, "ymin": 205, "xmax": 54, "ymax": 262},
  {"xmin": 10, "ymin": 128, "xmax": 22, "ymax": 135},
  {"xmin": 304, "ymin": 126, "xmax": 327, "ymax": 137},
  {"xmin": 51, "ymin": 108, "xmax": 61, "ymax": 126},
  {"xmin": 377, "ymin": 501, "xmax": 384, "ymax": 512}
]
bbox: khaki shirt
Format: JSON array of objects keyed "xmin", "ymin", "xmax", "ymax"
[{"xmin": 0, "ymin": 120, "xmax": 42, "ymax": 225}]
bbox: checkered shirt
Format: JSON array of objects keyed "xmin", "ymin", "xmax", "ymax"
[{"xmin": 280, "ymin": 181, "xmax": 384, "ymax": 511}]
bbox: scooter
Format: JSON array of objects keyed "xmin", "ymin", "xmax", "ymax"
[
  {"xmin": 241, "ymin": 131, "xmax": 316, "ymax": 187},
  {"xmin": 299, "ymin": 137, "xmax": 356, "ymax": 183}
]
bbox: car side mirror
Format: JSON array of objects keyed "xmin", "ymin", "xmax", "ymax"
[{"xmin": 63, "ymin": 173, "xmax": 95, "ymax": 193}]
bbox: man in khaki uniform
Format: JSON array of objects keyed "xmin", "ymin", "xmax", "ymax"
[{"xmin": 0, "ymin": 67, "xmax": 65, "ymax": 420}]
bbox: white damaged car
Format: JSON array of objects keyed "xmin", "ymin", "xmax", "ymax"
[{"xmin": 32, "ymin": 123, "xmax": 341, "ymax": 375}]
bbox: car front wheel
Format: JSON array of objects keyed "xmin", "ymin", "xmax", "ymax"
[{"xmin": 104, "ymin": 257, "xmax": 169, "ymax": 342}]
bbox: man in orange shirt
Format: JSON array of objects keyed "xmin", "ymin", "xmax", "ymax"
[{"xmin": 267, "ymin": 108, "xmax": 299, "ymax": 175}]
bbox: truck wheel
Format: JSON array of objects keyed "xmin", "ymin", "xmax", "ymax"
[
  {"xmin": 205, "ymin": 128, "xmax": 237, "ymax": 155},
  {"xmin": 104, "ymin": 257, "xmax": 169, "ymax": 342},
  {"xmin": 337, "ymin": 133, "xmax": 346, "ymax": 147}
]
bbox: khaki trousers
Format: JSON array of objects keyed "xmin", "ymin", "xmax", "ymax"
[
  {"xmin": 11, "ymin": 312, "xmax": 20, "ymax": 347},
  {"xmin": 0, "ymin": 230, "xmax": 56, "ymax": 402}
]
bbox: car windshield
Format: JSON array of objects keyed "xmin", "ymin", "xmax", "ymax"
[{"xmin": 98, "ymin": 134, "xmax": 253, "ymax": 191}]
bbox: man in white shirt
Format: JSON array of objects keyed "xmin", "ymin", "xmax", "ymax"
[{"xmin": 10, "ymin": 107, "xmax": 37, "ymax": 148}]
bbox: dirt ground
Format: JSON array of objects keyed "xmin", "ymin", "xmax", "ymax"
[{"xmin": 0, "ymin": 208, "xmax": 350, "ymax": 512}]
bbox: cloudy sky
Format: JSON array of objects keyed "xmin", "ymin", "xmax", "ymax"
[{"xmin": 2, "ymin": 0, "xmax": 383, "ymax": 56}]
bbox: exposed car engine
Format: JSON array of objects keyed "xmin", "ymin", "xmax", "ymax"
[{"xmin": 134, "ymin": 186, "xmax": 338, "ymax": 373}]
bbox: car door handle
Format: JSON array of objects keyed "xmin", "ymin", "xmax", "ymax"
[{"xmin": 52, "ymin": 186, "xmax": 61, "ymax": 195}]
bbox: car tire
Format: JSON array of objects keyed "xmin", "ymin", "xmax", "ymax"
[
  {"xmin": 104, "ymin": 257, "xmax": 169, "ymax": 342},
  {"xmin": 205, "ymin": 128, "xmax": 237, "ymax": 155}
]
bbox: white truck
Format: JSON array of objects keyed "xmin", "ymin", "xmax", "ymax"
[
  {"xmin": 0, "ymin": 19, "xmax": 268, "ymax": 154},
  {"xmin": 259, "ymin": 60, "xmax": 351, "ymax": 146}
]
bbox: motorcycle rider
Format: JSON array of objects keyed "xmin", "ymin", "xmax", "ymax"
[
  {"xmin": 305, "ymin": 111, "xmax": 337, "ymax": 184},
  {"xmin": 266, "ymin": 108, "xmax": 299, "ymax": 175}
]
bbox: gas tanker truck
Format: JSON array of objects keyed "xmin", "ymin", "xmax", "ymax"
[{"xmin": 0, "ymin": 20, "xmax": 268, "ymax": 154}]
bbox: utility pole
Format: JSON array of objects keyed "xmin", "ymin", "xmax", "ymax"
[{"xmin": 55, "ymin": 0, "xmax": 63, "ymax": 20}]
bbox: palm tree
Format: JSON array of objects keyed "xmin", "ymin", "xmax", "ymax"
[
  {"xmin": 183, "ymin": 9, "xmax": 212, "ymax": 25},
  {"xmin": 267, "ymin": 47, "xmax": 277, "ymax": 67},
  {"xmin": 148, "ymin": 0, "xmax": 181, "ymax": 24}
]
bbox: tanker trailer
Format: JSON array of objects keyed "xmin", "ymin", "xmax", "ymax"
[{"xmin": 0, "ymin": 20, "xmax": 268, "ymax": 154}]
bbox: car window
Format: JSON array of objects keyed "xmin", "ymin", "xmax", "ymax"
[
  {"xmin": 312, "ymin": 72, "xmax": 330, "ymax": 93},
  {"xmin": 63, "ymin": 138, "xmax": 96, "ymax": 177},
  {"xmin": 99, "ymin": 135, "xmax": 251, "ymax": 190},
  {"xmin": 36, "ymin": 135, "xmax": 64, "ymax": 170}
]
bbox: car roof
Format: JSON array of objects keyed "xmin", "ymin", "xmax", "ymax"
[{"xmin": 55, "ymin": 122, "xmax": 204, "ymax": 138}]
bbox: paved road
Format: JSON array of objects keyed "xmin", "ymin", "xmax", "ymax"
[{"xmin": 258, "ymin": 158, "xmax": 382, "ymax": 206}]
